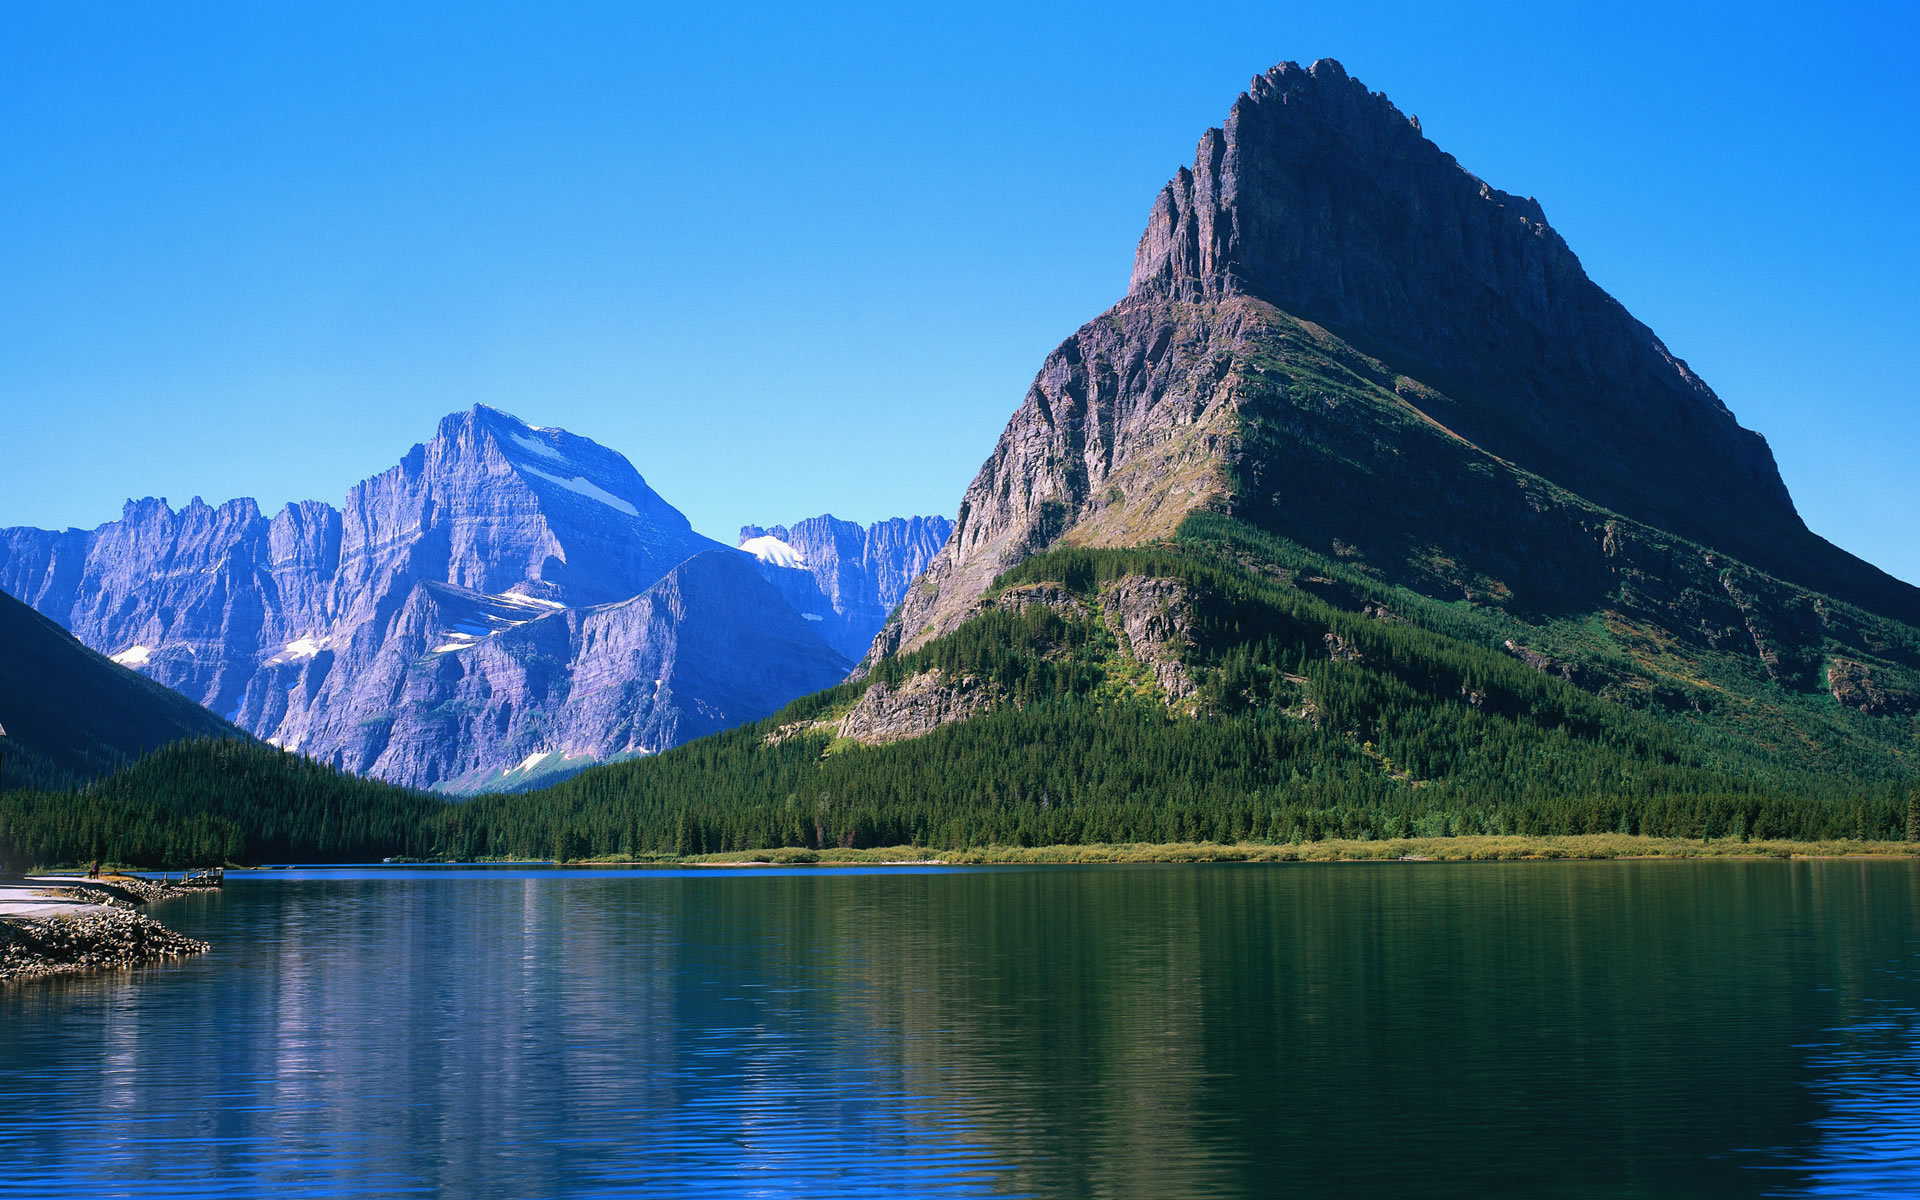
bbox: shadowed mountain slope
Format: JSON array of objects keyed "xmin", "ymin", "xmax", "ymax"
[{"xmin": 0, "ymin": 589, "xmax": 237, "ymax": 791}]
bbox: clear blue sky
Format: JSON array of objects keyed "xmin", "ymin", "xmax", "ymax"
[{"xmin": 3, "ymin": 1, "xmax": 1915, "ymax": 581}]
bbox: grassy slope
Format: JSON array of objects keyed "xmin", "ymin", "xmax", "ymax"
[{"xmin": 1217, "ymin": 298, "xmax": 1919, "ymax": 778}]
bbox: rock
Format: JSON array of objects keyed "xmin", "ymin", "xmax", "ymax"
[
  {"xmin": 1128, "ymin": 59, "xmax": 1798, "ymax": 568},
  {"xmin": 1324, "ymin": 633, "xmax": 1366, "ymax": 664},
  {"xmin": 252, "ymin": 550, "xmax": 853, "ymax": 793},
  {"xmin": 1827, "ymin": 658, "xmax": 1918, "ymax": 717},
  {"xmin": 1501, "ymin": 640, "xmax": 1587, "ymax": 686},
  {"xmin": 992, "ymin": 582, "xmax": 1087, "ymax": 618},
  {"xmin": 0, "ymin": 908, "xmax": 209, "ymax": 983},
  {"xmin": 738, "ymin": 514, "xmax": 952, "ymax": 660},
  {"xmin": 838, "ymin": 669, "xmax": 994, "ymax": 746},
  {"xmin": 1103, "ymin": 576, "xmax": 1199, "ymax": 701},
  {"xmin": 870, "ymin": 301, "xmax": 1248, "ymax": 660}
]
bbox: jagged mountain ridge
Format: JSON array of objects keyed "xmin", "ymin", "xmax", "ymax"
[
  {"xmin": 0, "ymin": 407, "xmax": 943, "ymax": 792},
  {"xmin": 0, "ymin": 406, "xmax": 724, "ymax": 722},
  {"xmin": 738, "ymin": 514, "xmax": 954, "ymax": 661},
  {"xmin": 250, "ymin": 550, "xmax": 853, "ymax": 795}
]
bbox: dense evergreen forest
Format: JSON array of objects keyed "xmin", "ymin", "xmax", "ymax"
[
  {"xmin": 0, "ymin": 739, "xmax": 441, "ymax": 871},
  {"xmin": 3, "ymin": 516, "xmax": 1916, "ymax": 869}
]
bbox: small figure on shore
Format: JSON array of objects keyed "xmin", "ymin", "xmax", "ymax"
[{"xmin": 87, "ymin": 858, "xmax": 102, "ymax": 879}]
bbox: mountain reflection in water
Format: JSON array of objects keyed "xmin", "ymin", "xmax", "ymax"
[{"xmin": 3, "ymin": 860, "xmax": 1918, "ymax": 1199}]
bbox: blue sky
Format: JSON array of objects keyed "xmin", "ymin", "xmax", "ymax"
[{"xmin": 2, "ymin": 2, "xmax": 1915, "ymax": 581}]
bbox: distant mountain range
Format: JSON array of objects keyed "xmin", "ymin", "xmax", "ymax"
[
  {"xmin": 738, "ymin": 515, "xmax": 952, "ymax": 662},
  {"xmin": 0, "ymin": 405, "xmax": 950, "ymax": 792}
]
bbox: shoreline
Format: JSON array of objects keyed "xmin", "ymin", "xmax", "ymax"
[
  {"xmin": 554, "ymin": 833, "xmax": 1920, "ymax": 868},
  {"xmin": 0, "ymin": 874, "xmax": 212, "ymax": 984}
]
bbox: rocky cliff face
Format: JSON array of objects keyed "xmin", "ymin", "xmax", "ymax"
[
  {"xmin": 873, "ymin": 57, "xmax": 1920, "ymax": 670},
  {"xmin": 738, "ymin": 514, "xmax": 952, "ymax": 660},
  {"xmin": 1127, "ymin": 59, "xmax": 1802, "ymax": 561},
  {"xmin": 245, "ymin": 550, "xmax": 850, "ymax": 793},
  {"xmin": 0, "ymin": 407, "xmax": 865, "ymax": 792},
  {"xmin": 872, "ymin": 297, "xmax": 1250, "ymax": 658}
]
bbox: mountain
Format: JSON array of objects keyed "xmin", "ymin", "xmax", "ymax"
[
  {"xmin": 10, "ymin": 59, "xmax": 1916, "ymax": 867},
  {"xmin": 0, "ymin": 588, "xmax": 236, "ymax": 791},
  {"xmin": 0, "ymin": 406, "xmax": 858, "ymax": 792},
  {"xmin": 868, "ymin": 59, "xmax": 1920, "ymax": 757},
  {"xmin": 255, "ymin": 550, "xmax": 852, "ymax": 795},
  {"xmin": 737, "ymin": 514, "xmax": 953, "ymax": 660},
  {"xmin": 425, "ymin": 58, "xmax": 1919, "ymax": 860}
]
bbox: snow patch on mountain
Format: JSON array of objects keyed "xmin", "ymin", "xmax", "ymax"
[
  {"xmin": 740, "ymin": 535, "xmax": 806, "ymax": 568},
  {"xmin": 283, "ymin": 635, "xmax": 328, "ymax": 660},
  {"xmin": 111, "ymin": 644, "xmax": 153, "ymax": 667},
  {"xmin": 508, "ymin": 432, "xmax": 569, "ymax": 463},
  {"xmin": 519, "ymin": 465, "xmax": 641, "ymax": 516}
]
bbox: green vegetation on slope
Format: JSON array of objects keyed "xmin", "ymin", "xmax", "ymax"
[
  {"xmin": 0, "ymin": 739, "xmax": 442, "ymax": 871},
  {"xmin": 428, "ymin": 521, "xmax": 1915, "ymax": 861}
]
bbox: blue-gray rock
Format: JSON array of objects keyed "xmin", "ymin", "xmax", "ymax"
[
  {"xmin": 0, "ymin": 406, "xmax": 864, "ymax": 792},
  {"xmin": 736, "ymin": 514, "xmax": 953, "ymax": 661}
]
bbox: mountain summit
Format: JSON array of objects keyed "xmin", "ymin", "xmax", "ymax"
[
  {"xmin": 878, "ymin": 59, "xmax": 1918, "ymax": 663},
  {"xmin": 860, "ymin": 58, "xmax": 1917, "ymax": 775},
  {"xmin": 1128, "ymin": 59, "xmax": 1796, "ymax": 556},
  {"xmin": 1, "ymin": 407, "xmax": 897, "ymax": 791}
]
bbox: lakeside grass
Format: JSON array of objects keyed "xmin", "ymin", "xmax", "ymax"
[
  {"xmin": 52, "ymin": 834, "xmax": 1920, "ymax": 874},
  {"xmin": 590, "ymin": 834, "xmax": 1920, "ymax": 866}
]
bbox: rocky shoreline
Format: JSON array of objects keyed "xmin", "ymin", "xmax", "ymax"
[{"xmin": 0, "ymin": 876, "xmax": 212, "ymax": 984}]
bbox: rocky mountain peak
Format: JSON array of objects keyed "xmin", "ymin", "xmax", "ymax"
[
  {"xmin": 1125, "ymin": 56, "xmax": 1808, "ymax": 568},
  {"xmin": 872, "ymin": 58, "xmax": 1919, "ymax": 664}
]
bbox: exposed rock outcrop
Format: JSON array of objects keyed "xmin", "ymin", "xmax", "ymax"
[
  {"xmin": 1827, "ymin": 658, "xmax": 1918, "ymax": 717},
  {"xmin": 1102, "ymin": 576, "xmax": 1199, "ymax": 701},
  {"xmin": 872, "ymin": 296, "xmax": 1247, "ymax": 658},
  {"xmin": 838, "ymin": 669, "xmax": 994, "ymax": 746},
  {"xmin": 993, "ymin": 582, "xmax": 1088, "ymax": 619}
]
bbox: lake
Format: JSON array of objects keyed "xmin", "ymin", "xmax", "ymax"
[{"xmin": 3, "ymin": 860, "xmax": 1918, "ymax": 1197}]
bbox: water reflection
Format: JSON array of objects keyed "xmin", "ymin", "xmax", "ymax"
[{"xmin": 2, "ymin": 862, "xmax": 1919, "ymax": 1197}]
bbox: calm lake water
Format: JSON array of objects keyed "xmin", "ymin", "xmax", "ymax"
[{"xmin": 4, "ymin": 861, "xmax": 1920, "ymax": 1198}]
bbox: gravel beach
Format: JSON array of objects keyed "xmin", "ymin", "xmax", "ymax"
[{"xmin": 0, "ymin": 877, "xmax": 211, "ymax": 983}]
